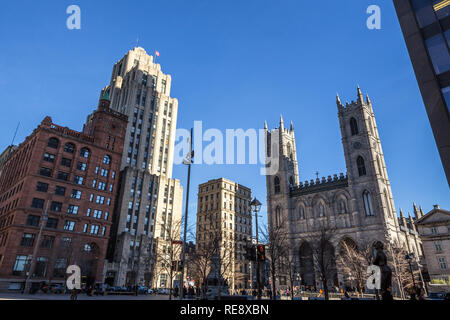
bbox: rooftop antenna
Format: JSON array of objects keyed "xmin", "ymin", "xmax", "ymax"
[
  {"xmin": 315, "ymin": 171, "xmax": 319, "ymax": 179},
  {"xmin": 11, "ymin": 122, "xmax": 20, "ymax": 146}
]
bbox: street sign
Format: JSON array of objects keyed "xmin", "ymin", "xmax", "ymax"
[{"xmin": 172, "ymin": 240, "xmax": 183, "ymax": 245}]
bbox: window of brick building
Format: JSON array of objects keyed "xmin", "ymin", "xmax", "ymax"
[
  {"xmin": 41, "ymin": 235, "xmax": 55, "ymax": 249},
  {"xmin": 54, "ymin": 186, "xmax": 66, "ymax": 196},
  {"xmin": 50, "ymin": 202, "xmax": 62, "ymax": 212},
  {"xmin": 57, "ymin": 172, "xmax": 69, "ymax": 181},
  {"xmin": 31, "ymin": 198, "xmax": 45, "ymax": 209},
  {"xmin": 64, "ymin": 143, "xmax": 75, "ymax": 154},
  {"xmin": 36, "ymin": 182, "xmax": 48, "ymax": 192},
  {"xmin": 26, "ymin": 215, "xmax": 40, "ymax": 226},
  {"xmin": 20, "ymin": 233, "xmax": 35, "ymax": 247},
  {"xmin": 46, "ymin": 218, "xmax": 58, "ymax": 229},
  {"xmin": 61, "ymin": 158, "xmax": 72, "ymax": 167},
  {"xmin": 43, "ymin": 153, "xmax": 55, "ymax": 163},
  {"xmin": 48, "ymin": 138, "xmax": 59, "ymax": 149},
  {"xmin": 40, "ymin": 167, "xmax": 52, "ymax": 177}
]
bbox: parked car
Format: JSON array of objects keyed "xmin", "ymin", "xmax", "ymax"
[
  {"xmin": 147, "ymin": 288, "xmax": 153, "ymax": 294},
  {"xmin": 428, "ymin": 292, "xmax": 447, "ymax": 300}
]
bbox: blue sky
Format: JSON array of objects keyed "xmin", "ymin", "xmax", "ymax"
[{"xmin": 0, "ymin": 0, "xmax": 448, "ymax": 235}]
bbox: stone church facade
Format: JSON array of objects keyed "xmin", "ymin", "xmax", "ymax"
[{"xmin": 264, "ymin": 87, "xmax": 422, "ymax": 291}]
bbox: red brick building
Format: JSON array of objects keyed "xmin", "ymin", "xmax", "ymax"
[{"xmin": 0, "ymin": 95, "xmax": 127, "ymax": 292}]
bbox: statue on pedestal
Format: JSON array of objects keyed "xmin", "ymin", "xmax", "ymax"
[{"xmin": 372, "ymin": 241, "xmax": 393, "ymax": 301}]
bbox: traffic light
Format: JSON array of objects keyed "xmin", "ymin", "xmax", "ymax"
[{"xmin": 256, "ymin": 244, "xmax": 265, "ymax": 262}]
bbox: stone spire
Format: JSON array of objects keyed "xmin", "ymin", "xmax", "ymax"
[
  {"xmin": 290, "ymin": 121, "xmax": 294, "ymax": 132},
  {"xmin": 336, "ymin": 93, "xmax": 341, "ymax": 105},
  {"xmin": 280, "ymin": 115, "xmax": 284, "ymax": 130},
  {"xmin": 413, "ymin": 202, "xmax": 420, "ymax": 219},
  {"xmin": 264, "ymin": 120, "xmax": 268, "ymax": 131},
  {"xmin": 419, "ymin": 206, "xmax": 425, "ymax": 219},
  {"xmin": 399, "ymin": 208, "xmax": 405, "ymax": 225},
  {"xmin": 357, "ymin": 85, "xmax": 363, "ymax": 104},
  {"xmin": 408, "ymin": 214, "xmax": 416, "ymax": 231}
]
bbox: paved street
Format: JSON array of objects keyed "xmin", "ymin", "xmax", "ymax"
[{"xmin": 0, "ymin": 293, "xmax": 171, "ymax": 300}]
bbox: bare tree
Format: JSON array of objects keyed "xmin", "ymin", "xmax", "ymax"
[
  {"xmin": 187, "ymin": 233, "xmax": 216, "ymax": 298},
  {"xmin": 336, "ymin": 240, "xmax": 372, "ymax": 293},
  {"xmin": 260, "ymin": 216, "xmax": 289, "ymax": 300},
  {"xmin": 279, "ymin": 242, "xmax": 297, "ymax": 300},
  {"xmin": 304, "ymin": 224, "xmax": 337, "ymax": 300},
  {"xmin": 387, "ymin": 242, "xmax": 420, "ymax": 298},
  {"xmin": 209, "ymin": 229, "xmax": 234, "ymax": 300},
  {"xmin": 155, "ymin": 219, "xmax": 183, "ymax": 300}
]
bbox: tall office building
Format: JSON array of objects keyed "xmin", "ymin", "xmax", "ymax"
[
  {"xmin": 393, "ymin": 0, "xmax": 450, "ymax": 185},
  {"xmin": 102, "ymin": 47, "xmax": 183, "ymax": 288},
  {"xmin": 196, "ymin": 178, "xmax": 252, "ymax": 291}
]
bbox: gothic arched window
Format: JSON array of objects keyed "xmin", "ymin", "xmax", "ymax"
[
  {"xmin": 350, "ymin": 117, "xmax": 359, "ymax": 136},
  {"xmin": 363, "ymin": 190, "xmax": 374, "ymax": 216},
  {"xmin": 274, "ymin": 176, "xmax": 281, "ymax": 194},
  {"xmin": 275, "ymin": 206, "xmax": 282, "ymax": 226},
  {"xmin": 357, "ymin": 156, "xmax": 366, "ymax": 176}
]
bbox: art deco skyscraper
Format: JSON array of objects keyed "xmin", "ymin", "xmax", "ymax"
[{"xmin": 102, "ymin": 47, "xmax": 183, "ymax": 288}]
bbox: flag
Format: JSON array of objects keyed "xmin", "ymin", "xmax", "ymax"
[{"xmin": 155, "ymin": 50, "xmax": 160, "ymax": 57}]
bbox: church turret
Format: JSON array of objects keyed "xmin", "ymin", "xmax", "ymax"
[
  {"xmin": 337, "ymin": 87, "xmax": 398, "ymax": 236},
  {"xmin": 357, "ymin": 86, "xmax": 363, "ymax": 104},
  {"xmin": 413, "ymin": 202, "xmax": 420, "ymax": 219}
]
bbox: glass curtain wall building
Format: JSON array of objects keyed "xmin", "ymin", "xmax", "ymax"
[{"xmin": 394, "ymin": 0, "xmax": 450, "ymax": 185}]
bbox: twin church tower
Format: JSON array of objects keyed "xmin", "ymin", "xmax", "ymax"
[{"xmin": 264, "ymin": 87, "xmax": 422, "ymax": 288}]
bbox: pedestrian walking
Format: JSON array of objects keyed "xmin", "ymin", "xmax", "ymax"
[{"xmin": 70, "ymin": 288, "xmax": 78, "ymax": 300}]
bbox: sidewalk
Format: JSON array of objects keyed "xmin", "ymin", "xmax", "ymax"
[{"xmin": 0, "ymin": 293, "xmax": 170, "ymax": 300}]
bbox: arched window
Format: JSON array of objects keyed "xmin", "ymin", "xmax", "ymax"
[
  {"xmin": 275, "ymin": 206, "xmax": 281, "ymax": 226},
  {"xmin": 350, "ymin": 117, "xmax": 359, "ymax": 136},
  {"xmin": 103, "ymin": 155, "xmax": 111, "ymax": 165},
  {"xmin": 80, "ymin": 147, "xmax": 90, "ymax": 158},
  {"xmin": 357, "ymin": 156, "xmax": 366, "ymax": 176},
  {"xmin": 363, "ymin": 190, "xmax": 374, "ymax": 216},
  {"xmin": 48, "ymin": 137, "xmax": 59, "ymax": 149},
  {"xmin": 64, "ymin": 143, "xmax": 75, "ymax": 154},
  {"xmin": 274, "ymin": 176, "xmax": 281, "ymax": 194}
]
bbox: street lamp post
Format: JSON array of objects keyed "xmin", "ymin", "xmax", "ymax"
[
  {"xmin": 180, "ymin": 128, "xmax": 193, "ymax": 300},
  {"xmin": 250, "ymin": 198, "xmax": 262, "ymax": 299}
]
